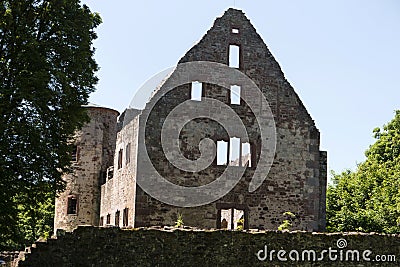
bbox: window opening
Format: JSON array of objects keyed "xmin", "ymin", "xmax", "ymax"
[
  {"xmin": 71, "ymin": 145, "xmax": 78, "ymax": 162},
  {"xmin": 241, "ymin": 142, "xmax": 251, "ymax": 167},
  {"xmin": 220, "ymin": 208, "xmax": 245, "ymax": 230},
  {"xmin": 117, "ymin": 149, "xmax": 123, "ymax": 169},
  {"xmin": 229, "ymin": 137, "xmax": 240, "ymax": 166},
  {"xmin": 115, "ymin": 210, "xmax": 120, "ymax": 227},
  {"xmin": 220, "ymin": 209, "xmax": 231, "ymax": 229},
  {"xmin": 67, "ymin": 196, "xmax": 77, "ymax": 215},
  {"xmin": 230, "ymin": 85, "xmax": 241, "ymax": 105},
  {"xmin": 233, "ymin": 209, "xmax": 245, "ymax": 230},
  {"xmin": 125, "ymin": 143, "xmax": 131, "ymax": 165},
  {"xmin": 217, "ymin": 140, "xmax": 228, "ymax": 166},
  {"xmin": 123, "ymin": 208, "xmax": 129, "ymax": 227},
  {"xmin": 107, "ymin": 166, "xmax": 114, "ymax": 180},
  {"xmin": 191, "ymin": 81, "xmax": 202, "ymax": 101},
  {"xmin": 229, "ymin": 45, "xmax": 240, "ymax": 68}
]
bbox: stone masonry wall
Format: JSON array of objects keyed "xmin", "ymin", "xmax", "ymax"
[
  {"xmin": 17, "ymin": 226, "xmax": 400, "ymax": 266},
  {"xmin": 100, "ymin": 112, "xmax": 139, "ymax": 227},
  {"xmin": 135, "ymin": 8, "xmax": 326, "ymax": 231},
  {"xmin": 54, "ymin": 107, "xmax": 119, "ymax": 232},
  {"xmin": 318, "ymin": 151, "xmax": 328, "ymax": 229}
]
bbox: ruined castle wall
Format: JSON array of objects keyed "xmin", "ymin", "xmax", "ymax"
[
  {"xmin": 135, "ymin": 9, "xmax": 326, "ymax": 231},
  {"xmin": 54, "ymin": 107, "xmax": 119, "ymax": 232},
  {"xmin": 100, "ymin": 114, "xmax": 139, "ymax": 227},
  {"xmin": 318, "ymin": 151, "xmax": 328, "ymax": 229}
]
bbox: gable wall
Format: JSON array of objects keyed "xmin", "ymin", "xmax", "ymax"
[{"xmin": 135, "ymin": 9, "xmax": 326, "ymax": 231}]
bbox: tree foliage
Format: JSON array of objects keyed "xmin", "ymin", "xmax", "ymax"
[
  {"xmin": 0, "ymin": 0, "xmax": 101, "ymax": 250},
  {"xmin": 327, "ymin": 110, "xmax": 400, "ymax": 233}
]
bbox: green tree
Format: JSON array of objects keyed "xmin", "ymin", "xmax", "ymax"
[
  {"xmin": 327, "ymin": 110, "xmax": 400, "ymax": 233},
  {"xmin": 0, "ymin": 0, "xmax": 101, "ymax": 250}
]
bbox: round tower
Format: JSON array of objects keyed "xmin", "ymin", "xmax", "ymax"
[{"xmin": 54, "ymin": 104, "xmax": 119, "ymax": 232}]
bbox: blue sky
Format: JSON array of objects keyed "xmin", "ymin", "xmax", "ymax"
[{"xmin": 82, "ymin": 0, "xmax": 400, "ymax": 175}]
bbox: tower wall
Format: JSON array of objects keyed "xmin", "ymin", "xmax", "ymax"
[{"xmin": 54, "ymin": 106, "xmax": 119, "ymax": 232}]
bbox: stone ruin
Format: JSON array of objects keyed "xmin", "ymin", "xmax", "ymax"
[{"xmin": 54, "ymin": 8, "xmax": 327, "ymax": 234}]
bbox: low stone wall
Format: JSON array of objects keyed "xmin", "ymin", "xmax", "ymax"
[
  {"xmin": 17, "ymin": 226, "xmax": 400, "ymax": 266},
  {"xmin": 0, "ymin": 251, "xmax": 20, "ymax": 266}
]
